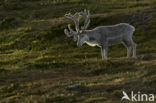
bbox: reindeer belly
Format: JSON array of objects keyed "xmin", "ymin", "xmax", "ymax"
[{"xmin": 85, "ymin": 41, "xmax": 99, "ymax": 47}]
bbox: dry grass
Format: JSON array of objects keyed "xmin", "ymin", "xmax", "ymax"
[{"xmin": 0, "ymin": 0, "xmax": 156, "ymax": 102}]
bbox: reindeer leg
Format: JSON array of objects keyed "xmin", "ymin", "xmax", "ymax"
[
  {"xmin": 101, "ymin": 47, "xmax": 104, "ymax": 60},
  {"xmin": 127, "ymin": 46, "xmax": 132, "ymax": 57},
  {"xmin": 103, "ymin": 47, "xmax": 108, "ymax": 59},
  {"xmin": 123, "ymin": 39, "xmax": 136, "ymax": 57},
  {"xmin": 123, "ymin": 42, "xmax": 132, "ymax": 58},
  {"xmin": 101, "ymin": 44, "xmax": 108, "ymax": 60},
  {"xmin": 132, "ymin": 42, "xmax": 137, "ymax": 57}
]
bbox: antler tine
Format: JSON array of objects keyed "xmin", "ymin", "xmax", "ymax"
[
  {"xmin": 84, "ymin": 10, "xmax": 90, "ymax": 29},
  {"xmin": 65, "ymin": 13, "xmax": 80, "ymax": 32},
  {"xmin": 73, "ymin": 12, "xmax": 79, "ymax": 17},
  {"xmin": 79, "ymin": 9, "xmax": 90, "ymax": 31},
  {"xmin": 64, "ymin": 24, "xmax": 78, "ymax": 37},
  {"xmin": 64, "ymin": 29, "xmax": 72, "ymax": 37},
  {"xmin": 67, "ymin": 24, "xmax": 74, "ymax": 33}
]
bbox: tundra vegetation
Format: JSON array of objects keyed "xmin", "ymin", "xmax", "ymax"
[{"xmin": 0, "ymin": 0, "xmax": 156, "ymax": 103}]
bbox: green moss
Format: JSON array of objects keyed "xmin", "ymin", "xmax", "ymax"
[
  {"xmin": 85, "ymin": 97, "xmax": 107, "ymax": 103},
  {"xmin": 0, "ymin": 0, "xmax": 156, "ymax": 103}
]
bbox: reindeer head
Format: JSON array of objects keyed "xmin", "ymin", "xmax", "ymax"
[{"xmin": 64, "ymin": 9, "xmax": 90, "ymax": 42}]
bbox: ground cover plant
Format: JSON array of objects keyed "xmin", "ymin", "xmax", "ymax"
[{"xmin": 0, "ymin": 0, "xmax": 156, "ymax": 102}]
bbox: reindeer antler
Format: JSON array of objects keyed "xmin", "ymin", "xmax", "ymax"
[
  {"xmin": 65, "ymin": 12, "xmax": 80, "ymax": 32},
  {"xmin": 79, "ymin": 9, "xmax": 90, "ymax": 31},
  {"xmin": 64, "ymin": 9, "xmax": 91, "ymax": 41},
  {"xmin": 64, "ymin": 11, "xmax": 83, "ymax": 41},
  {"xmin": 64, "ymin": 24, "xmax": 77, "ymax": 37}
]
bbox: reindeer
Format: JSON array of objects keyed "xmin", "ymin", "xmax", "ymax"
[{"xmin": 64, "ymin": 10, "xmax": 137, "ymax": 60}]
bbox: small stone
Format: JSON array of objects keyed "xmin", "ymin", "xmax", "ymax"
[
  {"xmin": 138, "ymin": 54, "xmax": 152, "ymax": 60},
  {"xmin": 65, "ymin": 83, "xmax": 82, "ymax": 90}
]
